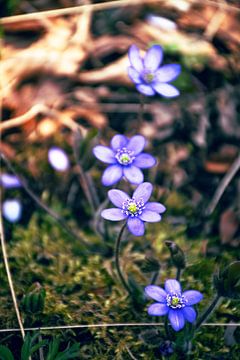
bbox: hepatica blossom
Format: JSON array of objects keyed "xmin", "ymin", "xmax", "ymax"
[
  {"xmin": 128, "ymin": 44, "xmax": 181, "ymax": 97},
  {"xmin": 101, "ymin": 182, "xmax": 166, "ymax": 236},
  {"xmin": 2, "ymin": 199, "xmax": 22, "ymax": 223},
  {"xmin": 93, "ymin": 134, "xmax": 156, "ymax": 186},
  {"xmin": 48, "ymin": 147, "xmax": 70, "ymax": 172},
  {"xmin": 145, "ymin": 280, "xmax": 203, "ymax": 331}
]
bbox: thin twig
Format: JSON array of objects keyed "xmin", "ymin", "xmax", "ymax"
[
  {"xmin": 0, "ymin": 321, "xmax": 238, "ymax": 333},
  {"xmin": 0, "ymin": 0, "xmax": 239, "ymax": 26},
  {"xmin": 125, "ymin": 345, "xmax": 138, "ymax": 360},
  {"xmin": 115, "ymin": 223, "xmax": 132, "ymax": 296},
  {"xmin": 205, "ymin": 152, "xmax": 240, "ymax": 216},
  {"xmin": 0, "ymin": 216, "xmax": 25, "ymax": 339},
  {"xmin": 1, "ymin": 153, "xmax": 89, "ymax": 248}
]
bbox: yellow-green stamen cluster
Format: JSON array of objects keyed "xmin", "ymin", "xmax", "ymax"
[
  {"xmin": 122, "ymin": 198, "xmax": 145, "ymax": 217},
  {"xmin": 115, "ymin": 148, "xmax": 135, "ymax": 166},
  {"xmin": 166, "ymin": 293, "xmax": 186, "ymax": 309}
]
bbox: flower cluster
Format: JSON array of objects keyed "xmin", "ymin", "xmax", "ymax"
[{"xmin": 145, "ymin": 280, "xmax": 203, "ymax": 331}]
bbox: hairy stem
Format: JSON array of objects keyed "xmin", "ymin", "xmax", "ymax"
[
  {"xmin": 0, "ymin": 217, "xmax": 25, "ymax": 339},
  {"xmin": 150, "ymin": 270, "xmax": 159, "ymax": 285},
  {"xmin": 176, "ymin": 268, "xmax": 181, "ymax": 281},
  {"xmin": 114, "ymin": 223, "xmax": 132, "ymax": 296},
  {"xmin": 195, "ymin": 295, "xmax": 221, "ymax": 330}
]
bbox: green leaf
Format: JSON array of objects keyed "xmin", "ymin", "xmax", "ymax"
[{"xmin": 0, "ymin": 345, "xmax": 14, "ymax": 360}]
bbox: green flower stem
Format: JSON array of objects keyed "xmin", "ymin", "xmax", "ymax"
[
  {"xmin": 195, "ymin": 294, "xmax": 221, "ymax": 330},
  {"xmin": 164, "ymin": 316, "xmax": 171, "ymax": 340},
  {"xmin": 138, "ymin": 93, "xmax": 145, "ymax": 125},
  {"xmin": 176, "ymin": 268, "xmax": 181, "ymax": 281},
  {"xmin": 150, "ymin": 270, "xmax": 159, "ymax": 285},
  {"xmin": 115, "ymin": 223, "xmax": 132, "ymax": 296}
]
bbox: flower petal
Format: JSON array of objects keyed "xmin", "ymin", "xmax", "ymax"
[
  {"xmin": 127, "ymin": 135, "xmax": 146, "ymax": 155},
  {"xmin": 165, "ymin": 279, "xmax": 181, "ymax": 294},
  {"xmin": 147, "ymin": 303, "xmax": 169, "ymax": 316},
  {"xmin": 145, "ymin": 202, "xmax": 166, "ymax": 213},
  {"xmin": 102, "ymin": 165, "xmax": 123, "ymax": 186},
  {"xmin": 128, "ymin": 66, "xmax": 142, "ymax": 84},
  {"xmin": 136, "ymin": 84, "xmax": 155, "ymax": 96},
  {"xmin": 182, "ymin": 307, "xmax": 196, "ymax": 323},
  {"xmin": 144, "ymin": 45, "xmax": 163, "ymax": 71},
  {"xmin": 0, "ymin": 174, "xmax": 21, "ymax": 188},
  {"xmin": 3, "ymin": 199, "xmax": 22, "ymax": 223},
  {"xmin": 123, "ymin": 166, "xmax": 143, "ymax": 184},
  {"xmin": 168, "ymin": 309, "xmax": 185, "ymax": 331},
  {"xmin": 134, "ymin": 153, "xmax": 156, "ymax": 168},
  {"xmin": 133, "ymin": 182, "xmax": 153, "ymax": 203},
  {"xmin": 182, "ymin": 291, "xmax": 203, "ymax": 305},
  {"xmin": 93, "ymin": 146, "xmax": 116, "ymax": 164},
  {"xmin": 153, "ymin": 83, "xmax": 179, "ymax": 98},
  {"xmin": 110, "ymin": 134, "xmax": 128, "ymax": 151},
  {"xmin": 145, "ymin": 285, "xmax": 167, "ymax": 302},
  {"xmin": 139, "ymin": 210, "xmax": 161, "ymax": 222},
  {"xmin": 155, "ymin": 64, "xmax": 181, "ymax": 83},
  {"xmin": 101, "ymin": 208, "xmax": 127, "ymax": 221},
  {"xmin": 128, "ymin": 45, "xmax": 143, "ymax": 72},
  {"xmin": 108, "ymin": 189, "xmax": 130, "ymax": 208},
  {"xmin": 127, "ymin": 217, "xmax": 145, "ymax": 236}
]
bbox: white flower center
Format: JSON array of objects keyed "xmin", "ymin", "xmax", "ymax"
[
  {"xmin": 166, "ymin": 293, "xmax": 187, "ymax": 309},
  {"xmin": 115, "ymin": 148, "xmax": 135, "ymax": 166},
  {"xmin": 122, "ymin": 198, "xmax": 145, "ymax": 217}
]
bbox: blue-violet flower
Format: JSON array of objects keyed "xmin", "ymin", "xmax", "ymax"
[
  {"xmin": 101, "ymin": 182, "xmax": 166, "ymax": 236},
  {"xmin": 93, "ymin": 134, "xmax": 156, "ymax": 186},
  {"xmin": 145, "ymin": 279, "xmax": 203, "ymax": 331},
  {"xmin": 128, "ymin": 44, "xmax": 181, "ymax": 97}
]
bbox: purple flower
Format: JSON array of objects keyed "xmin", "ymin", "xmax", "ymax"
[
  {"xmin": 93, "ymin": 134, "xmax": 156, "ymax": 186},
  {"xmin": 2, "ymin": 199, "xmax": 22, "ymax": 223},
  {"xmin": 145, "ymin": 280, "xmax": 203, "ymax": 332},
  {"xmin": 48, "ymin": 147, "xmax": 70, "ymax": 172},
  {"xmin": 0, "ymin": 173, "xmax": 21, "ymax": 188},
  {"xmin": 128, "ymin": 44, "xmax": 181, "ymax": 97},
  {"xmin": 101, "ymin": 182, "xmax": 166, "ymax": 236}
]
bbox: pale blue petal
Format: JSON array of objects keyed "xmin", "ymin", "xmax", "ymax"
[
  {"xmin": 155, "ymin": 64, "xmax": 181, "ymax": 83},
  {"xmin": 133, "ymin": 182, "xmax": 153, "ymax": 203},
  {"xmin": 108, "ymin": 189, "xmax": 130, "ymax": 208},
  {"xmin": 139, "ymin": 210, "xmax": 161, "ymax": 222},
  {"xmin": 110, "ymin": 134, "xmax": 128, "ymax": 151},
  {"xmin": 93, "ymin": 146, "xmax": 116, "ymax": 164},
  {"xmin": 102, "ymin": 165, "xmax": 123, "ymax": 186},
  {"xmin": 182, "ymin": 307, "xmax": 196, "ymax": 323},
  {"xmin": 147, "ymin": 303, "xmax": 169, "ymax": 316},
  {"xmin": 182, "ymin": 291, "xmax": 203, "ymax": 305},
  {"xmin": 145, "ymin": 202, "xmax": 166, "ymax": 214},
  {"xmin": 165, "ymin": 279, "xmax": 181, "ymax": 294},
  {"xmin": 0, "ymin": 174, "xmax": 21, "ymax": 188},
  {"xmin": 144, "ymin": 45, "xmax": 163, "ymax": 71},
  {"xmin": 136, "ymin": 84, "xmax": 155, "ymax": 96},
  {"xmin": 133, "ymin": 153, "xmax": 156, "ymax": 168},
  {"xmin": 3, "ymin": 199, "xmax": 22, "ymax": 223},
  {"xmin": 101, "ymin": 208, "xmax": 127, "ymax": 221},
  {"xmin": 153, "ymin": 83, "xmax": 180, "ymax": 98},
  {"xmin": 168, "ymin": 309, "xmax": 185, "ymax": 331},
  {"xmin": 127, "ymin": 217, "xmax": 145, "ymax": 236},
  {"xmin": 127, "ymin": 135, "xmax": 145, "ymax": 155},
  {"xmin": 145, "ymin": 285, "xmax": 167, "ymax": 302},
  {"xmin": 128, "ymin": 45, "xmax": 143, "ymax": 72},
  {"xmin": 128, "ymin": 66, "xmax": 142, "ymax": 84},
  {"xmin": 123, "ymin": 166, "xmax": 143, "ymax": 184},
  {"xmin": 48, "ymin": 147, "xmax": 69, "ymax": 171}
]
